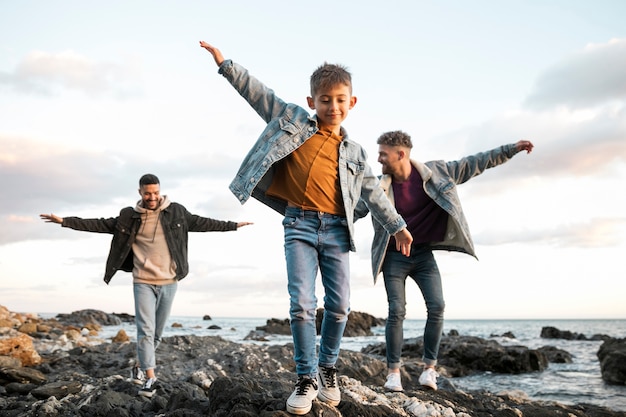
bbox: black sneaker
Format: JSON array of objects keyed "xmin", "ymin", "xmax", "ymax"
[
  {"xmin": 130, "ymin": 365, "xmax": 144, "ymax": 385},
  {"xmin": 286, "ymin": 376, "xmax": 318, "ymax": 415},
  {"xmin": 138, "ymin": 377, "xmax": 157, "ymax": 398}
]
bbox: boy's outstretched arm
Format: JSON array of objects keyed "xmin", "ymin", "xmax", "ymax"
[
  {"xmin": 516, "ymin": 140, "xmax": 534, "ymax": 154},
  {"xmin": 394, "ymin": 228, "xmax": 413, "ymax": 257},
  {"xmin": 199, "ymin": 41, "xmax": 224, "ymax": 66}
]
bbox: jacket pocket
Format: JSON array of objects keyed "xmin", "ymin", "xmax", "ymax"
[
  {"xmin": 279, "ymin": 117, "xmax": 300, "ymax": 135},
  {"xmin": 346, "ymin": 160, "xmax": 365, "ymax": 175}
]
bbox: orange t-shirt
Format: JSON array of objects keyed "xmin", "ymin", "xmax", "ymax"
[{"xmin": 267, "ymin": 128, "xmax": 345, "ymax": 215}]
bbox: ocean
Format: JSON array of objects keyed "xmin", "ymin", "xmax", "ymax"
[{"xmin": 96, "ymin": 317, "xmax": 626, "ymax": 412}]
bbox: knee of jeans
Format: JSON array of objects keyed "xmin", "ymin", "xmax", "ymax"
[
  {"xmin": 322, "ymin": 306, "xmax": 349, "ymax": 323},
  {"xmin": 387, "ymin": 304, "xmax": 406, "ymax": 322},
  {"xmin": 427, "ymin": 301, "xmax": 445, "ymax": 318},
  {"xmin": 289, "ymin": 306, "xmax": 316, "ymax": 321}
]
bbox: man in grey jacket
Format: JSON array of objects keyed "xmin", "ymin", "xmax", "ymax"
[
  {"xmin": 41, "ymin": 173, "xmax": 252, "ymax": 398},
  {"xmin": 357, "ymin": 131, "xmax": 533, "ymax": 392}
]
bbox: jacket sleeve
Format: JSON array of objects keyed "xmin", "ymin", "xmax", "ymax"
[
  {"xmin": 445, "ymin": 143, "xmax": 519, "ymax": 185},
  {"xmin": 357, "ymin": 161, "xmax": 406, "ymax": 236},
  {"xmin": 179, "ymin": 204, "xmax": 238, "ymax": 232},
  {"xmin": 354, "ymin": 198, "xmax": 370, "ymax": 221},
  {"xmin": 218, "ymin": 59, "xmax": 289, "ymax": 123},
  {"xmin": 62, "ymin": 216, "xmax": 118, "ymax": 234}
]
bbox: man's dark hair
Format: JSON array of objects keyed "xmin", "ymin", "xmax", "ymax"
[
  {"xmin": 139, "ymin": 174, "xmax": 160, "ymax": 187},
  {"xmin": 376, "ymin": 130, "xmax": 413, "ymax": 149},
  {"xmin": 310, "ymin": 62, "xmax": 352, "ymax": 96}
]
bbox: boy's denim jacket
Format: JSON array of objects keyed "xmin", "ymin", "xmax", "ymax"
[
  {"xmin": 219, "ymin": 59, "xmax": 406, "ymax": 252},
  {"xmin": 355, "ymin": 144, "xmax": 522, "ymax": 282}
]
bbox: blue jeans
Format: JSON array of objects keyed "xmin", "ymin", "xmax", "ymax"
[
  {"xmin": 133, "ymin": 282, "xmax": 178, "ymax": 371},
  {"xmin": 283, "ymin": 207, "xmax": 351, "ymax": 377},
  {"xmin": 382, "ymin": 248, "xmax": 444, "ymax": 369}
]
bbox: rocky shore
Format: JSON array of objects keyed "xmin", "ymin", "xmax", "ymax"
[{"xmin": 1, "ymin": 305, "xmax": 625, "ymax": 417}]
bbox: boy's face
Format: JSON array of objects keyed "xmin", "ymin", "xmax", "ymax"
[
  {"xmin": 139, "ymin": 183, "xmax": 161, "ymax": 210},
  {"xmin": 307, "ymin": 84, "xmax": 357, "ymax": 130}
]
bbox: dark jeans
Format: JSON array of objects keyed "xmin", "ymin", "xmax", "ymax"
[{"xmin": 382, "ymin": 248, "xmax": 445, "ymax": 368}]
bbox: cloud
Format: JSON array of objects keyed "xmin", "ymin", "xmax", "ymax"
[
  {"xmin": 0, "ymin": 135, "xmax": 245, "ymax": 246},
  {"xmin": 475, "ymin": 217, "xmax": 626, "ymax": 248},
  {"xmin": 0, "ymin": 50, "xmax": 142, "ymax": 98},
  {"xmin": 525, "ymin": 38, "xmax": 626, "ymax": 110}
]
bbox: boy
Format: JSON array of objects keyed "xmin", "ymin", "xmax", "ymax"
[{"xmin": 199, "ymin": 41, "xmax": 412, "ymax": 415}]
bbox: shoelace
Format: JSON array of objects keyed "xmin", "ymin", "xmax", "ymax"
[
  {"xmin": 320, "ymin": 367, "xmax": 337, "ymax": 388},
  {"xmin": 295, "ymin": 378, "xmax": 317, "ymax": 395}
]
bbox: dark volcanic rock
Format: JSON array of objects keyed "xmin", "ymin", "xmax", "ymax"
[
  {"xmin": 253, "ymin": 310, "xmax": 385, "ymax": 338},
  {"xmin": 537, "ymin": 345, "xmax": 573, "ymax": 363},
  {"xmin": 0, "ymin": 335, "xmax": 624, "ymax": 416},
  {"xmin": 541, "ymin": 326, "xmax": 611, "ymax": 341},
  {"xmin": 56, "ymin": 309, "xmax": 123, "ymax": 327},
  {"xmin": 598, "ymin": 337, "xmax": 626, "ymax": 385},
  {"xmin": 256, "ymin": 318, "xmax": 291, "ymax": 335},
  {"xmin": 363, "ymin": 335, "xmax": 550, "ymax": 377}
]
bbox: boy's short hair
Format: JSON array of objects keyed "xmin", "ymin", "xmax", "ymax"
[
  {"xmin": 310, "ymin": 62, "xmax": 352, "ymax": 96},
  {"xmin": 139, "ymin": 174, "xmax": 160, "ymax": 187},
  {"xmin": 377, "ymin": 130, "xmax": 413, "ymax": 149}
]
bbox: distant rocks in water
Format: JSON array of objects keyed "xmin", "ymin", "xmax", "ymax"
[
  {"xmin": 254, "ymin": 317, "xmax": 291, "ymax": 335},
  {"xmin": 338, "ymin": 310, "xmax": 385, "ymax": 337},
  {"xmin": 248, "ymin": 309, "xmax": 385, "ymax": 341},
  {"xmin": 597, "ymin": 337, "xmax": 626, "ymax": 385},
  {"xmin": 540, "ymin": 325, "xmax": 611, "ymax": 341},
  {"xmin": 111, "ymin": 312, "xmax": 135, "ymax": 323},
  {"xmin": 202, "ymin": 314, "xmax": 212, "ymax": 320},
  {"xmin": 490, "ymin": 331, "xmax": 516, "ymax": 339},
  {"xmin": 55, "ymin": 309, "xmax": 125, "ymax": 327},
  {"xmin": 364, "ymin": 335, "xmax": 551, "ymax": 377},
  {"xmin": 171, "ymin": 322, "xmax": 183, "ymax": 328},
  {"xmin": 207, "ymin": 325, "xmax": 222, "ymax": 330},
  {"xmin": 537, "ymin": 345, "xmax": 573, "ymax": 363}
]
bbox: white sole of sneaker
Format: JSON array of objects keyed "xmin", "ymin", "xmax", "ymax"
[
  {"xmin": 285, "ymin": 404, "xmax": 312, "ymax": 415},
  {"xmin": 317, "ymin": 392, "xmax": 340, "ymax": 407}
]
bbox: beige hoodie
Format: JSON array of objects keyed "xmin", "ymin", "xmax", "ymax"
[{"xmin": 132, "ymin": 196, "xmax": 177, "ymax": 286}]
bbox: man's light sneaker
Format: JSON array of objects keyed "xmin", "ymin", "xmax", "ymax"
[
  {"xmin": 286, "ymin": 376, "xmax": 318, "ymax": 415},
  {"xmin": 383, "ymin": 372, "xmax": 403, "ymax": 392},
  {"xmin": 316, "ymin": 366, "xmax": 341, "ymax": 406},
  {"xmin": 138, "ymin": 377, "xmax": 157, "ymax": 398},
  {"xmin": 130, "ymin": 365, "xmax": 145, "ymax": 385},
  {"xmin": 419, "ymin": 367, "xmax": 439, "ymax": 390}
]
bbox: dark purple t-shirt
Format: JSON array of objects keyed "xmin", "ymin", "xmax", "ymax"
[{"xmin": 389, "ymin": 165, "xmax": 448, "ymax": 249}]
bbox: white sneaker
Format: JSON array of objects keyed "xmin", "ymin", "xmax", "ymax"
[
  {"xmin": 130, "ymin": 365, "xmax": 145, "ymax": 385},
  {"xmin": 286, "ymin": 376, "xmax": 318, "ymax": 415},
  {"xmin": 383, "ymin": 372, "xmax": 403, "ymax": 392},
  {"xmin": 316, "ymin": 366, "xmax": 341, "ymax": 406},
  {"xmin": 419, "ymin": 367, "xmax": 439, "ymax": 390},
  {"xmin": 138, "ymin": 377, "xmax": 157, "ymax": 397}
]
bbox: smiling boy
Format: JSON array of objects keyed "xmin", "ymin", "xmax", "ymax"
[{"xmin": 200, "ymin": 41, "xmax": 413, "ymax": 415}]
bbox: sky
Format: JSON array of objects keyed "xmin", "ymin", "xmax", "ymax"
[{"xmin": 1, "ymin": 0, "xmax": 625, "ymax": 321}]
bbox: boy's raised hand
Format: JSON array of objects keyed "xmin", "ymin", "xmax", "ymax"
[{"xmin": 199, "ymin": 41, "xmax": 224, "ymax": 66}]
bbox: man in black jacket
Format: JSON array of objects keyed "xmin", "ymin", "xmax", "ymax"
[{"xmin": 41, "ymin": 173, "xmax": 252, "ymax": 397}]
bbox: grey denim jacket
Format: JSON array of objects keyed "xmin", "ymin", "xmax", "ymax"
[
  {"xmin": 219, "ymin": 59, "xmax": 406, "ymax": 252},
  {"xmin": 356, "ymin": 143, "xmax": 522, "ymax": 282}
]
